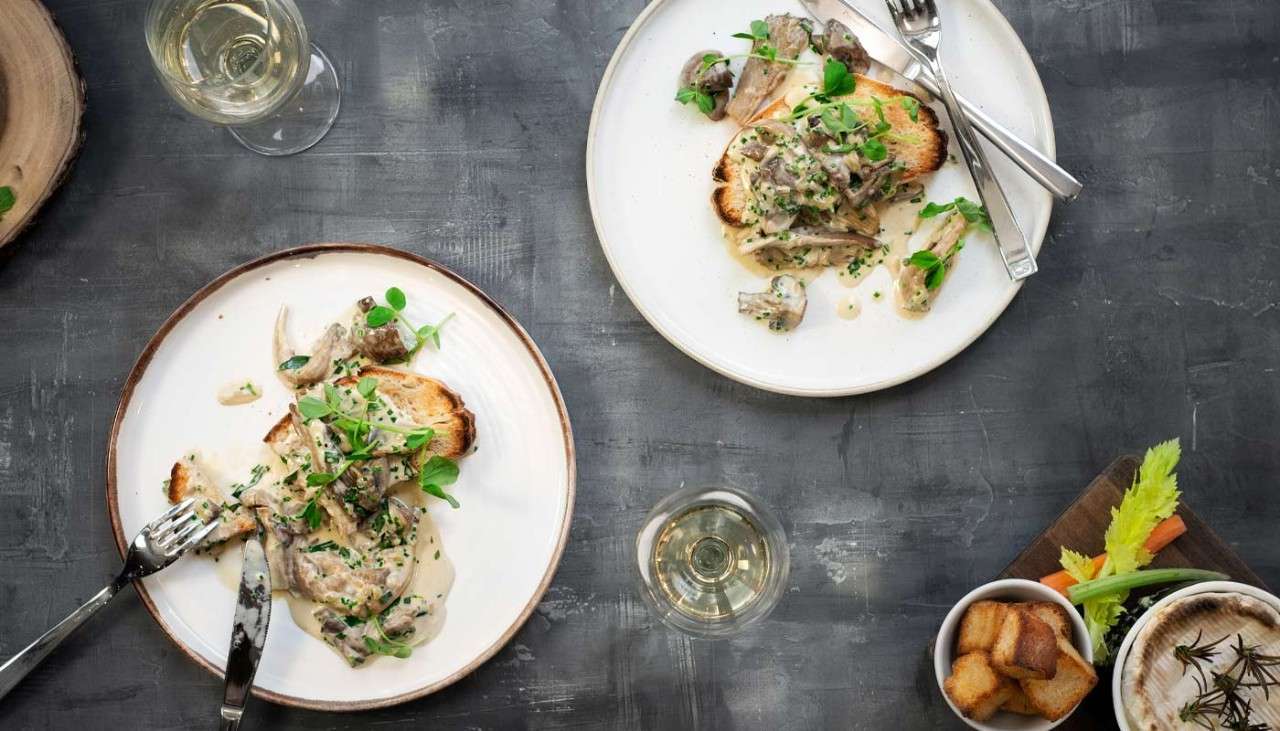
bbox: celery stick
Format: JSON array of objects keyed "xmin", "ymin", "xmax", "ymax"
[{"xmin": 1067, "ymin": 568, "xmax": 1228, "ymax": 605}]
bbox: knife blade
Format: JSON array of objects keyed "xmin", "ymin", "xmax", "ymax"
[
  {"xmin": 220, "ymin": 536, "xmax": 271, "ymax": 731},
  {"xmin": 799, "ymin": 0, "xmax": 1083, "ymax": 200}
]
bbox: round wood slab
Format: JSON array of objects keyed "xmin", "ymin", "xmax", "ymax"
[{"xmin": 0, "ymin": 0, "xmax": 85, "ymax": 250}]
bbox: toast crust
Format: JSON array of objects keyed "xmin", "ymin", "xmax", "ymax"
[
  {"xmin": 264, "ymin": 366, "xmax": 476, "ymax": 461},
  {"xmin": 992, "ymin": 608, "xmax": 1059, "ymax": 680}
]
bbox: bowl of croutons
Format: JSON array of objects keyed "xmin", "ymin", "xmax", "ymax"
[{"xmin": 934, "ymin": 579, "xmax": 1098, "ymax": 729}]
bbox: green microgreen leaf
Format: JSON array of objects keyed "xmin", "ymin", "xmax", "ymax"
[
  {"xmin": 356, "ymin": 376, "xmax": 379, "ymax": 401},
  {"xmin": 413, "ymin": 313, "xmax": 454, "ymax": 352},
  {"xmin": 419, "ymin": 456, "xmax": 459, "ymax": 487},
  {"xmin": 871, "ymin": 97, "xmax": 891, "ymax": 134},
  {"xmin": 299, "ymin": 498, "xmax": 324, "ymax": 529},
  {"xmin": 952, "ymin": 196, "xmax": 993, "ymax": 231},
  {"xmin": 859, "ymin": 138, "xmax": 888, "ymax": 161},
  {"xmin": 925, "ymin": 263, "xmax": 947, "ymax": 290},
  {"xmin": 297, "ymin": 396, "xmax": 333, "ymax": 420},
  {"xmin": 419, "ymin": 455, "xmax": 461, "ymax": 509},
  {"xmin": 421, "ymin": 483, "xmax": 460, "ymax": 509},
  {"xmin": 906, "ymin": 251, "xmax": 941, "ymax": 269},
  {"xmin": 750, "ymin": 19, "xmax": 769, "ymax": 39},
  {"xmin": 404, "ymin": 428, "xmax": 435, "ymax": 452},
  {"xmin": 385, "ymin": 287, "xmax": 406, "ymax": 311},
  {"xmin": 307, "ymin": 472, "xmax": 337, "ymax": 487},
  {"xmin": 919, "ymin": 201, "xmax": 956, "ymax": 218},
  {"xmin": 365, "ymin": 306, "xmax": 396, "ymax": 328},
  {"xmin": 822, "ymin": 58, "xmax": 855, "ymax": 97},
  {"xmin": 900, "ymin": 96, "xmax": 920, "ymax": 122},
  {"xmin": 278, "ymin": 354, "xmax": 311, "ymax": 371},
  {"xmin": 0, "ymin": 186, "xmax": 13, "ymax": 218}
]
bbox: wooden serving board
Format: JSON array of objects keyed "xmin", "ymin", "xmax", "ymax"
[
  {"xmin": 0, "ymin": 0, "xmax": 85, "ymax": 255},
  {"xmin": 999, "ymin": 455, "xmax": 1267, "ymax": 729}
]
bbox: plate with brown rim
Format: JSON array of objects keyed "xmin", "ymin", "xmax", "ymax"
[{"xmin": 106, "ymin": 244, "xmax": 575, "ymax": 710}]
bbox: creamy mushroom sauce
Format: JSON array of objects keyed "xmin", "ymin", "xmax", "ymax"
[
  {"xmin": 213, "ymin": 471, "xmax": 455, "ymax": 657},
  {"xmin": 217, "ymin": 380, "xmax": 262, "ymax": 405},
  {"xmin": 724, "ymin": 192, "xmax": 928, "ymax": 318},
  {"xmin": 721, "ymin": 71, "xmax": 942, "ymax": 320}
]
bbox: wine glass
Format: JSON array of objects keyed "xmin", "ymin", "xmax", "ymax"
[
  {"xmin": 145, "ymin": 0, "xmax": 341, "ymax": 156},
  {"xmin": 636, "ymin": 486, "xmax": 789, "ymax": 638}
]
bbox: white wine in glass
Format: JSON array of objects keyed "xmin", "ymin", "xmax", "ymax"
[
  {"xmin": 636, "ymin": 486, "xmax": 789, "ymax": 637},
  {"xmin": 145, "ymin": 0, "xmax": 341, "ymax": 156}
]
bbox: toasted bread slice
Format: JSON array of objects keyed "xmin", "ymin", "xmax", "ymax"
[
  {"xmin": 168, "ymin": 454, "xmax": 255, "ymax": 546},
  {"xmin": 944, "ymin": 652, "xmax": 1016, "ymax": 722},
  {"xmin": 713, "ymin": 75, "xmax": 946, "ymax": 228},
  {"xmin": 1018, "ymin": 601, "xmax": 1073, "ymax": 640},
  {"xmin": 957, "ymin": 600, "xmax": 1010, "ymax": 654},
  {"xmin": 1000, "ymin": 684, "xmax": 1039, "ymax": 715},
  {"xmin": 1020, "ymin": 636, "xmax": 1098, "ymax": 721},
  {"xmin": 264, "ymin": 365, "xmax": 476, "ymax": 461},
  {"xmin": 992, "ymin": 607, "xmax": 1059, "ymax": 680}
]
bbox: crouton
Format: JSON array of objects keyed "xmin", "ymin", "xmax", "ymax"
[
  {"xmin": 1000, "ymin": 684, "xmax": 1038, "ymax": 715},
  {"xmin": 991, "ymin": 608, "xmax": 1058, "ymax": 680},
  {"xmin": 1017, "ymin": 601, "xmax": 1072, "ymax": 640},
  {"xmin": 944, "ymin": 652, "xmax": 1016, "ymax": 721},
  {"xmin": 1019, "ymin": 636, "xmax": 1099, "ymax": 721},
  {"xmin": 957, "ymin": 600, "xmax": 1009, "ymax": 654}
]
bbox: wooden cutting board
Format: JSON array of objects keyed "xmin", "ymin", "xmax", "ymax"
[
  {"xmin": 0, "ymin": 0, "xmax": 85, "ymax": 255},
  {"xmin": 998, "ymin": 455, "xmax": 1267, "ymax": 729}
]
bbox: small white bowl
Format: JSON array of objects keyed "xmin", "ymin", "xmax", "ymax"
[
  {"xmin": 934, "ymin": 579, "xmax": 1094, "ymax": 731},
  {"xmin": 1110, "ymin": 580, "xmax": 1280, "ymax": 731}
]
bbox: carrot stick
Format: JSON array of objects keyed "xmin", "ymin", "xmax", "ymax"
[{"xmin": 1038, "ymin": 515, "xmax": 1188, "ymax": 596}]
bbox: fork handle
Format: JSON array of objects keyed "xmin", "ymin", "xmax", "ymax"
[
  {"xmin": 0, "ymin": 576, "xmax": 126, "ymax": 701},
  {"xmin": 921, "ymin": 56, "xmax": 1038, "ymax": 280}
]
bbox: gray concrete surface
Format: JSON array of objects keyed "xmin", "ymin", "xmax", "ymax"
[{"xmin": 0, "ymin": 0, "xmax": 1276, "ymax": 728}]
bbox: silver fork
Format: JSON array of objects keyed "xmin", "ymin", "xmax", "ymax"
[
  {"xmin": 885, "ymin": 0, "xmax": 1038, "ymax": 280},
  {"xmin": 0, "ymin": 498, "xmax": 217, "ymax": 700}
]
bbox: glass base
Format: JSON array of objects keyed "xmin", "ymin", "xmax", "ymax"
[
  {"xmin": 228, "ymin": 42, "xmax": 340, "ymax": 156},
  {"xmin": 636, "ymin": 486, "xmax": 789, "ymax": 638}
]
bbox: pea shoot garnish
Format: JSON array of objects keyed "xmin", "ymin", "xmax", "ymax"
[
  {"xmin": 418, "ymin": 455, "xmax": 460, "ymax": 509},
  {"xmin": 900, "ymin": 96, "xmax": 920, "ymax": 122},
  {"xmin": 364, "ymin": 286, "xmax": 454, "ymax": 357},
  {"xmin": 918, "ymin": 196, "xmax": 992, "ymax": 231},
  {"xmin": 905, "ymin": 198, "xmax": 992, "ymax": 290},
  {"xmin": 0, "ymin": 186, "xmax": 14, "ymax": 220}
]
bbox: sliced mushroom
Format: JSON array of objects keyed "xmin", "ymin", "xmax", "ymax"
[
  {"xmin": 738, "ymin": 274, "xmax": 807, "ymax": 332},
  {"xmin": 725, "ymin": 14, "xmax": 811, "ymax": 123},
  {"xmin": 755, "ymin": 244, "xmax": 872, "ymax": 270},
  {"xmin": 845, "ymin": 160, "xmax": 895, "ymax": 208},
  {"xmin": 678, "ymin": 50, "xmax": 734, "ymax": 121},
  {"xmin": 898, "ymin": 212, "xmax": 968, "ymax": 313},
  {"xmin": 274, "ymin": 307, "xmax": 352, "ymax": 387},
  {"xmin": 892, "ymin": 181, "xmax": 925, "ymax": 203},
  {"xmin": 350, "ymin": 296, "xmax": 411, "ymax": 363},
  {"xmin": 739, "ymin": 228, "xmax": 879, "ymax": 255},
  {"xmin": 814, "ymin": 19, "xmax": 870, "ymax": 74}
]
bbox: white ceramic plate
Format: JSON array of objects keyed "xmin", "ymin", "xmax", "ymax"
[
  {"xmin": 106, "ymin": 244, "xmax": 575, "ymax": 711},
  {"xmin": 587, "ymin": 0, "xmax": 1055, "ymax": 396},
  {"xmin": 1110, "ymin": 581, "xmax": 1280, "ymax": 730}
]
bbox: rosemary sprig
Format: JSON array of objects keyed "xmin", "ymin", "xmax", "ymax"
[
  {"xmin": 1176, "ymin": 630, "xmax": 1228, "ymax": 686},
  {"xmin": 1175, "ymin": 632, "xmax": 1280, "ymax": 730}
]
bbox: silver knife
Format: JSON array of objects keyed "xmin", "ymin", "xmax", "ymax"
[
  {"xmin": 220, "ymin": 537, "xmax": 272, "ymax": 731},
  {"xmin": 800, "ymin": 0, "xmax": 1083, "ymax": 200}
]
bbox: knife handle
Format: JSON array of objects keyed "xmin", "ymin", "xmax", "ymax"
[
  {"xmin": 914, "ymin": 72, "xmax": 1082, "ymax": 200},
  {"xmin": 956, "ymin": 92, "xmax": 1082, "ymax": 201},
  {"xmin": 219, "ymin": 705, "xmax": 242, "ymax": 731},
  {"xmin": 0, "ymin": 578, "xmax": 124, "ymax": 701}
]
